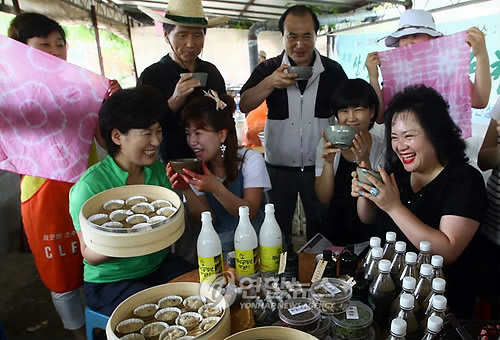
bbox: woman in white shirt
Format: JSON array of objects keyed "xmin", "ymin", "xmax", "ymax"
[{"xmin": 167, "ymin": 91, "xmax": 271, "ymax": 253}]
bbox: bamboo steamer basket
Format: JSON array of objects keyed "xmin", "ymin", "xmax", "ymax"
[
  {"xmin": 106, "ymin": 282, "xmax": 231, "ymax": 340},
  {"xmin": 225, "ymin": 326, "xmax": 318, "ymax": 340},
  {"xmin": 79, "ymin": 185, "xmax": 184, "ymax": 257}
]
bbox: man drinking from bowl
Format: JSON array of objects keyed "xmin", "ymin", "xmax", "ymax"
[
  {"xmin": 138, "ymin": 0, "xmax": 228, "ymax": 163},
  {"xmin": 239, "ymin": 5, "xmax": 347, "ymax": 243}
]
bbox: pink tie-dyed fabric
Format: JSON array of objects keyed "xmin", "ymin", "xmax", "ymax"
[
  {"xmin": 0, "ymin": 35, "xmax": 109, "ymax": 183},
  {"xmin": 379, "ymin": 31, "xmax": 472, "ymax": 138}
]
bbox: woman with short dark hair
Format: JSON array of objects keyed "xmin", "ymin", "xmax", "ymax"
[
  {"xmin": 69, "ymin": 86, "xmax": 194, "ymax": 316},
  {"xmin": 352, "ymin": 85, "xmax": 487, "ymax": 317},
  {"xmin": 167, "ymin": 91, "xmax": 271, "ymax": 254}
]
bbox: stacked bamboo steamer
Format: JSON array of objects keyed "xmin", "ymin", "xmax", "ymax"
[
  {"xmin": 106, "ymin": 282, "xmax": 231, "ymax": 340},
  {"xmin": 79, "ymin": 185, "xmax": 184, "ymax": 257}
]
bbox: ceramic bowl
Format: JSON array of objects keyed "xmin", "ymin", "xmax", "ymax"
[
  {"xmin": 356, "ymin": 167, "xmax": 383, "ymax": 186},
  {"xmin": 169, "ymin": 158, "xmax": 203, "ymax": 175},
  {"xmin": 324, "ymin": 125, "xmax": 358, "ymax": 149},
  {"xmin": 288, "ymin": 66, "xmax": 313, "ymax": 80},
  {"xmin": 181, "ymin": 72, "xmax": 208, "ymax": 87},
  {"xmin": 258, "ymin": 131, "xmax": 265, "ymax": 148}
]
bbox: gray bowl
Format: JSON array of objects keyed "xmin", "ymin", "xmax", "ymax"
[
  {"xmin": 356, "ymin": 167, "xmax": 383, "ymax": 186},
  {"xmin": 288, "ymin": 66, "xmax": 313, "ymax": 80},
  {"xmin": 181, "ymin": 72, "xmax": 208, "ymax": 87},
  {"xmin": 170, "ymin": 158, "xmax": 203, "ymax": 175},
  {"xmin": 324, "ymin": 125, "xmax": 358, "ymax": 149}
]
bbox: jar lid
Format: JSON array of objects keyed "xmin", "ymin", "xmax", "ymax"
[
  {"xmin": 278, "ymin": 297, "xmax": 319, "ymax": 326},
  {"xmin": 331, "ymin": 300, "xmax": 373, "ymax": 331},
  {"xmin": 311, "ymin": 278, "xmax": 353, "ymax": 305}
]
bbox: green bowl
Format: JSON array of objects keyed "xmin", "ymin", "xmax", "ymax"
[
  {"xmin": 356, "ymin": 167, "xmax": 382, "ymax": 186},
  {"xmin": 324, "ymin": 125, "xmax": 358, "ymax": 149}
]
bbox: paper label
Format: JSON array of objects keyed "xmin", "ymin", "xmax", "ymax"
[
  {"xmin": 198, "ymin": 254, "xmax": 224, "ymax": 283},
  {"xmin": 323, "ymin": 282, "xmax": 342, "ymax": 296},
  {"xmin": 346, "ymin": 306, "xmax": 359, "ymax": 320},
  {"xmin": 311, "ymin": 260, "xmax": 327, "ymax": 282},
  {"xmin": 278, "ymin": 252, "xmax": 287, "ymax": 275},
  {"xmin": 260, "ymin": 244, "xmax": 282, "ymax": 272},
  {"xmin": 235, "ymin": 247, "xmax": 259, "ymax": 276},
  {"xmin": 288, "ymin": 303, "xmax": 311, "ymax": 315}
]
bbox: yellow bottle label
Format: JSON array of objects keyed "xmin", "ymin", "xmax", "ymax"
[
  {"xmin": 260, "ymin": 244, "xmax": 282, "ymax": 272},
  {"xmin": 198, "ymin": 254, "xmax": 224, "ymax": 283},
  {"xmin": 235, "ymin": 248, "xmax": 259, "ymax": 276}
]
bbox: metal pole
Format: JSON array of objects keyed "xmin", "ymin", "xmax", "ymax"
[
  {"xmin": 127, "ymin": 15, "xmax": 138, "ymax": 82},
  {"xmin": 90, "ymin": 4, "xmax": 105, "ymax": 77}
]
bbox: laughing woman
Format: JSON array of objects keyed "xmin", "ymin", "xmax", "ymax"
[
  {"xmin": 69, "ymin": 86, "xmax": 194, "ymax": 316},
  {"xmin": 352, "ymin": 85, "xmax": 487, "ymax": 317},
  {"xmin": 167, "ymin": 92, "xmax": 271, "ymax": 254}
]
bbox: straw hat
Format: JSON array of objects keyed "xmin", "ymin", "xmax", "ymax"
[
  {"xmin": 385, "ymin": 9, "xmax": 443, "ymax": 47},
  {"xmin": 138, "ymin": 0, "xmax": 228, "ymax": 28}
]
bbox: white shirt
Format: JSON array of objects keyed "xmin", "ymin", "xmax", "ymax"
[{"xmin": 191, "ymin": 148, "xmax": 271, "ymax": 196}]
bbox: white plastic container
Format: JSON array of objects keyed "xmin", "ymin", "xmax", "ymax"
[
  {"xmin": 197, "ymin": 211, "xmax": 224, "ymax": 284},
  {"xmin": 259, "ymin": 204, "xmax": 283, "ymax": 278},
  {"xmin": 234, "ymin": 206, "xmax": 260, "ymax": 280}
]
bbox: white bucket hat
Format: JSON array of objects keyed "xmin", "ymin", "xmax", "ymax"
[
  {"xmin": 385, "ymin": 9, "xmax": 443, "ymax": 47},
  {"xmin": 138, "ymin": 0, "xmax": 228, "ymax": 28}
]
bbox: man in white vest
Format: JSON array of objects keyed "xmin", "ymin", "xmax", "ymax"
[{"xmin": 240, "ymin": 5, "xmax": 347, "ymax": 244}]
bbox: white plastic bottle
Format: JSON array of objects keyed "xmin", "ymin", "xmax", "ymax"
[
  {"xmin": 197, "ymin": 211, "xmax": 224, "ymax": 284},
  {"xmin": 259, "ymin": 204, "xmax": 283, "ymax": 278},
  {"xmin": 234, "ymin": 206, "xmax": 260, "ymax": 280}
]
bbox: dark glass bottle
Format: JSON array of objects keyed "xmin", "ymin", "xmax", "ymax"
[
  {"xmin": 338, "ymin": 244, "xmax": 358, "ymax": 277},
  {"xmin": 352, "ymin": 268, "xmax": 370, "ymax": 305},
  {"xmin": 322, "ymin": 249, "xmax": 337, "ymax": 278}
]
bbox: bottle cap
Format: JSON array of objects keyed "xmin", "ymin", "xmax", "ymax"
[
  {"xmin": 432, "ymin": 295, "xmax": 447, "ymax": 310},
  {"xmin": 391, "ymin": 318, "xmax": 407, "ymax": 336},
  {"xmin": 427, "ymin": 315, "xmax": 443, "ymax": 333},
  {"xmin": 264, "ymin": 203, "xmax": 275, "ymax": 213},
  {"xmin": 432, "ymin": 278, "xmax": 446, "ymax": 292},
  {"xmin": 378, "ymin": 259, "xmax": 391, "ymax": 272},
  {"xmin": 371, "ymin": 246, "xmax": 383, "ymax": 259},
  {"xmin": 395, "ymin": 241, "xmax": 406, "ymax": 252},
  {"xmin": 420, "ymin": 263, "xmax": 432, "ymax": 276},
  {"xmin": 323, "ymin": 249, "xmax": 333, "ymax": 261},
  {"xmin": 400, "ymin": 293, "xmax": 415, "ymax": 309},
  {"xmin": 431, "ymin": 255, "xmax": 443, "ymax": 267},
  {"xmin": 402, "ymin": 276, "xmax": 416, "ymax": 290},
  {"xmin": 386, "ymin": 231, "xmax": 397, "ymax": 242},
  {"xmin": 405, "ymin": 251, "xmax": 417, "ymax": 264},
  {"xmin": 420, "ymin": 240, "xmax": 431, "ymax": 252},
  {"xmin": 238, "ymin": 206, "xmax": 249, "ymax": 215},
  {"xmin": 201, "ymin": 211, "xmax": 212, "ymax": 223},
  {"xmin": 370, "ymin": 237, "xmax": 381, "ymax": 248}
]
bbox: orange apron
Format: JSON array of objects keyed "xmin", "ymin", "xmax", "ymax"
[{"xmin": 21, "ymin": 178, "xmax": 83, "ymax": 293}]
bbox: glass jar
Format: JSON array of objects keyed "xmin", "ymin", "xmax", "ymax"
[
  {"xmin": 331, "ymin": 300, "xmax": 373, "ymax": 339},
  {"xmin": 311, "ymin": 278, "xmax": 352, "ymax": 314},
  {"xmin": 278, "ymin": 297, "xmax": 320, "ymax": 333}
]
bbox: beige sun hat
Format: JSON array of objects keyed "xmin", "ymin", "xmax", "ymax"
[
  {"xmin": 138, "ymin": 0, "xmax": 228, "ymax": 28},
  {"xmin": 385, "ymin": 9, "xmax": 443, "ymax": 47}
]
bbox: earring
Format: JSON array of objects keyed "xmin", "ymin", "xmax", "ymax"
[{"xmin": 220, "ymin": 144, "xmax": 226, "ymax": 158}]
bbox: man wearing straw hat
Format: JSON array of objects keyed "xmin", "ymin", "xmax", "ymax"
[{"xmin": 138, "ymin": 1, "xmax": 228, "ymax": 163}]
